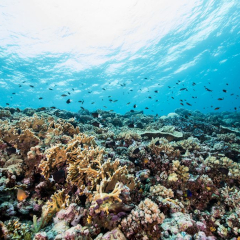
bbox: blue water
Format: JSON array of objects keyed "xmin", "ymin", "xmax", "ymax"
[{"xmin": 0, "ymin": 0, "xmax": 240, "ymax": 115}]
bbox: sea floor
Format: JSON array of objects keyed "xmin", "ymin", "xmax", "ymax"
[{"xmin": 0, "ymin": 106, "xmax": 240, "ymax": 240}]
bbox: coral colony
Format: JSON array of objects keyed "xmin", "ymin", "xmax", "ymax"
[{"xmin": 0, "ymin": 106, "xmax": 240, "ymax": 240}]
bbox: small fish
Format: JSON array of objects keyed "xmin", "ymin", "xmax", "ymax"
[
  {"xmin": 204, "ymin": 87, "xmax": 212, "ymax": 92},
  {"xmin": 39, "ymin": 97, "xmax": 43, "ymax": 100},
  {"xmin": 16, "ymin": 108, "xmax": 21, "ymax": 112},
  {"xmin": 180, "ymin": 88, "xmax": 188, "ymax": 91},
  {"xmin": 6, "ymin": 103, "xmax": 9, "ymax": 105},
  {"xmin": 103, "ymin": 106, "xmax": 107, "ymax": 108},
  {"xmin": 154, "ymin": 90, "xmax": 158, "ymax": 93},
  {"xmin": 72, "ymin": 88, "xmax": 74, "ymax": 91},
  {"xmin": 171, "ymin": 97, "xmax": 174, "ymax": 99},
  {"xmin": 133, "ymin": 148, "xmax": 140, "ymax": 154},
  {"xmin": 168, "ymin": 86, "xmax": 171, "ymax": 88},
  {"xmin": 234, "ymin": 107, "xmax": 237, "ymax": 110},
  {"xmin": 145, "ymin": 107, "xmax": 149, "ymax": 109},
  {"xmin": 148, "ymin": 96, "xmax": 152, "ymax": 99},
  {"xmin": 17, "ymin": 129, "xmax": 21, "ymax": 134},
  {"xmin": 133, "ymin": 104, "xmax": 137, "ymax": 108},
  {"xmin": 91, "ymin": 102, "xmax": 95, "ymax": 104},
  {"xmin": 49, "ymin": 88, "xmax": 53, "ymax": 90},
  {"xmin": 113, "ymin": 100, "xmax": 118, "ymax": 102},
  {"xmin": 192, "ymin": 82, "xmax": 196, "ymax": 86},
  {"xmin": 180, "ymin": 103, "xmax": 184, "ymax": 106},
  {"xmin": 128, "ymin": 123, "xmax": 136, "ymax": 128},
  {"xmin": 39, "ymin": 107, "xmax": 46, "ymax": 111},
  {"xmin": 127, "ymin": 102, "xmax": 131, "ymax": 105},
  {"xmin": 68, "ymin": 92, "xmax": 71, "ymax": 95},
  {"xmin": 186, "ymin": 189, "xmax": 192, "ymax": 197},
  {"xmin": 92, "ymin": 121, "xmax": 102, "ymax": 128},
  {"xmin": 19, "ymin": 84, "xmax": 22, "ymax": 87},
  {"xmin": 17, "ymin": 189, "xmax": 28, "ymax": 201},
  {"xmin": 29, "ymin": 85, "xmax": 34, "ymax": 88},
  {"xmin": 61, "ymin": 94, "xmax": 67, "ymax": 97},
  {"xmin": 50, "ymin": 106, "xmax": 56, "ymax": 109},
  {"xmin": 102, "ymin": 88, "xmax": 106, "ymax": 90},
  {"xmin": 215, "ymin": 107, "xmax": 220, "ymax": 110},
  {"xmin": 66, "ymin": 99, "xmax": 71, "ymax": 104},
  {"xmin": 130, "ymin": 110, "xmax": 135, "ymax": 113},
  {"xmin": 186, "ymin": 102, "xmax": 192, "ymax": 106},
  {"xmin": 92, "ymin": 113, "xmax": 101, "ymax": 118},
  {"xmin": 12, "ymin": 92, "xmax": 16, "ymax": 94},
  {"xmin": 144, "ymin": 77, "xmax": 148, "ymax": 79},
  {"xmin": 223, "ymin": 89, "xmax": 227, "ymax": 93},
  {"xmin": 218, "ymin": 98, "xmax": 224, "ymax": 100},
  {"xmin": 80, "ymin": 107, "xmax": 85, "ymax": 110}
]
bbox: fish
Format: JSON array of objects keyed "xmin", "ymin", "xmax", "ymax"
[
  {"xmin": 39, "ymin": 97, "xmax": 43, "ymax": 100},
  {"xmin": 180, "ymin": 103, "xmax": 184, "ymax": 106},
  {"xmin": 17, "ymin": 189, "xmax": 28, "ymax": 201},
  {"xmin": 6, "ymin": 103, "xmax": 9, "ymax": 105},
  {"xmin": 92, "ymin": 113, "xmax": 101, "ymax": 118},
  {"xmin": 113, "ymin": 100, "xmax": 118, "ymax": 102},
  {"xmin": 102, "ymin": 88, "xmax": 106, "ymax": 90},
  {"xmin": 12, "ymin": 92, "xmax": 16, "ymax": 94},
  {"xmin": 130, "ymin": 110, "xmax": 135, "ymax": 113},
  {"xmin": 215, "ymin": 107, "xmax": 220, "ymax": 110},
  {"xmin": 49, "ymin": 88, "xmax": 53, "ymax": 90},
  {"xmin": 180, "ymin": 88, "xmax": 188, "ymax": 91},
  {"xmin": 133, "ymin": 104, "xmax": 137, "ymax": 108},
  {"xmin": 133, "ymin": 148, "xmax": 140, "ymax": 154},
  {"xmin": 39, "ymin": 107, "xmax": 46, "ymax": 111},
  {"xmin": 16, "ymin": 108, "xmax": 21, "ymax": 112},
  {"xmin": 171, "ymin": 97, "xmax": 174, "ymax": 99},
  {"xmin": 50, "ymin": 106, "xmax": 56, "ymax": 109},
  {"xmin": 148, "ymin": 96, "xmax": 152, "ymax": 99},
  {"xmin": 218, "ymin": 98, "xmax": 224, "ymax": 100},
  {"xmin": 127, "ymin": 102, "xmax": 131, "ymax": 105},
  {"xmin": 68, "ymin": 92, "xmax": 71, "ymax": 95},
  {"xmin": 154, "ymin": 90, "xmax": 158, "ymax": 93},
  {"xmin": 91, "ymin": 102, "xmax": 95, "ymax": 104},
  {"xmin": 144, "ymin": 77, "xmax": 148, "ymax": 79},
  {"xmin": 145, "ymin": 107, "xmax": 149, "ymax": 109},
  {"xmin": 66, "ymin": 99, "xmax": 71, "ymax": 104},
  {"xmin": 223, "ymin": 89, "xmax": 227, "ymax": 93},
  {"xmin": 192, "ymin": 82, "xmax": 196, "ymax": 86},
  {"xmin": 128, "ymin": 123, "xmax": 136, "ymax": 128},
  {"xmin": 204, "ymin": 87, "xmax": 212, "ymax": 92},
  {"xmin": 61, "ymin": 94, "xmax": 67, "ymax": 97},
  {"xmin": 19, "ymin": 84, "xmax": 22, "ymax": 87},
  {"xmin": 29, "ymin": 85, "xmax": 34, "ymax": 88},
  {"xmin": 80, "ymin": 107, "xmax": 85, "ymax": 110},
  {"xmin": 92, "ymin": 121, "xmax": 102, "ymax": 127},
  {"xmin": 186, "ymin": 102, "xmax": 192, "ymax": 106}
]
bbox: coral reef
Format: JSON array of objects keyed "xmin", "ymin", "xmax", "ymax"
[{"xmin": 0, "ymin": 107, "xmax": 240, "ymax": 239}]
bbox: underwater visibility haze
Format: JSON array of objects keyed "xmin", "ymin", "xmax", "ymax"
[
  {"xmin": 1, "ymin": 1, "xmax": 240, "ymax": 240},
  {"xmin": 0, "ymin": 0, "xmax": 240, "ymax": 114}
]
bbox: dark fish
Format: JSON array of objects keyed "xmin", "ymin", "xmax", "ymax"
[
  {"xmin": 66, "ymin": 99, "xmax": 71, "ymax": 104},
  {"xmin": 187, "ymin": 189, "xmax": 192, "ymax": 197},
  {"xmin": 52, "ymin": 169, "xmax": 65, "ymax": 183},
  {"xmin": 92, "ymin": 113, "xmax": 101, "ymax": 118},
  {"xmin": 168, "ymin": 86, "xmax": 171, "ymax": 88},
  {"xmin": 61, "ymin": 94, "xmax": 67, "ymax": 97},
  {"xmin": 68, "ymin": 92, "xmax": 71, "ymax": 95},
  {"xmin": 180, "ymin": 88, "xmax": 188, "ymax": 91},
  {"xmin": 103, "ymin": 106, "xmax": 107, "ymax": 108},
  {"xmin": 223, "ymin": 89, "xmax": 227, "ymax": 93},
  {"xmin": 128, "ymin": 123, "xmax": 136, "ymax": 128},
  {"xmin": 180, "ymin": 103, "xmax": 184, "ymax": 106},
  {"xmin": 91, "ymin": 102, "xmax": 95, "ymax": 104},
  {"xmin": 171, "ymin": 97, "xmax": 174, "ymax": 99},
  {"xmin": 80, "ymin": 107, "xmax": 85, "ymax": 110},
  {"xmin": 155, "ymin": 100, "xmax": 158, "ymax": 102},
  {"xmin": 133, "ymin": 148, "xmax": 140, "ymax": 154},
  {"xmin": 218, "ymin": 98, "xmax": 224, "ymax": 100},
  {"xmin": 92, "ymin": 121, "xmax": 102, "ymax": 127},
  {"xmin": 113, "ymin": 100, "xmax": 118, "ymax": 102},
  {"xmin": 234, "ymin": 107, "xmax": 237, "ymax": 110},
  {"xmin": 39, "ymin": 97, "xmax": 43, "ymax": 100},
  {"xmin": 16, "ymin": 108, "xmax": 21, "ymax": 112},
  {"xmin": 12, "ymin": 92, "xmax": 16, "ymax": 94},
  {"xmin": 49, "ymin": 88, "xmax": 53, "ymax": 90},
  {"xmin": 155, "ymin": 140, "xmax": 160, "ymax": 145},
  {"xmin": 148, "ymin": 96, "xmax": 152, "ymax": 99},
  {"xmin": 72, "ymin": 88, "xmax": 74, "ymax": 91},
  {"xmin": 127, "ymin": 102, "xmax": 130, "ymax": 105},
  {"xmin": 39, "ymin": 107, "xmax": 46, "ymax": 111},
  {"xmin": 22, "ymin": 81, "xmax": 26, "ymax": 83},
  {"xmin": 19, "ymin": 84, "xmax": 22, "ymax": 87},
  {"xmin": 192, "ymin": 82, "xmax": 196, "ymax": 86},
  {"xmin": 88, "ymin": 91, "xmax": 92, "ymax": 93},
  {"xmin": 6, "ymin": 103, "xmax": 9, "ymax": 105},
  {"xmin": 133, "ymin": 104, "xmax": 137, "ymax": 108},
  {"xmin": 30, "ymin": 85, "xmax": 34, "ymax": 88},
  {"xmin": 215, "ymin": 107, "xmax": 220, "ymax": 110},
  {"xmin": 186, "ymin": 102, "xmax": 192, "ymax": 106},
  {"xmin": 102, "ymin": 88, "xmax": 106, "ymax": 90},
  {"xmin": 204, "ymin": 87, "xmax": 212, "ymax": 92},
  {"xmin": 145, "ymin": 107, "xmax": 149, "ymax": 109},
  {"xmin": 17, "ymin": 129, "xmax": 21, "ymax": 135},
  {"xmin": 50, "ymin": 106, "xmax": 56, "ymax": 109},
  {"xmin": 144, "ymin": 77, "xmax": 147, "ymax": 79},
  {"xmin": 130, "ymin": 110, "xmax": 135, "ymax": 113},
  {"xmin": 154, "ymin": 90, "xmax": 158, "ymax": 93}
]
